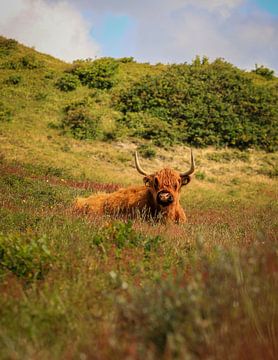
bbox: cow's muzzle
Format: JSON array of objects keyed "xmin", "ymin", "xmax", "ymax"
[{"xmin": 157, "ymin": 190, "xmax": 174, "ymax": 206}]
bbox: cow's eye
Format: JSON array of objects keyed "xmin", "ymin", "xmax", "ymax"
[
  {"xmin": 174, "ymin": 183, "xmax": 178, "ymax": 191},
  {"xmin": 154, "ymin": 177, "xmax": 159, "ymax": 190}
]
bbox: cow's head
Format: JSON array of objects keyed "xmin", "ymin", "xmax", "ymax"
[{"xmin": 135, "ymin": 149, "xmax": 195, "ymax": 208}]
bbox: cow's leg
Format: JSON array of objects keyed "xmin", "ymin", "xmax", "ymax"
[{"xmin": 174, "ymin": 206, "xmax": 187, "ymax": 223}]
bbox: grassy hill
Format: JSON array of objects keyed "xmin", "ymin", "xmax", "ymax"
[{"xmin": 0, "ymin": 37, "xmax": 277, "ymax": 359}]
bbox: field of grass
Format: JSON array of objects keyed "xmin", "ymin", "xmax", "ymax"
[{"xmin": 0, "ymin": 37, "xmax": 277, "ymax": 359}]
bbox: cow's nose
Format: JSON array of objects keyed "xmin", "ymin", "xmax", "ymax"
[{"xmin": 157, "ymin": 191, "xmax": 174, "ymax": 206}]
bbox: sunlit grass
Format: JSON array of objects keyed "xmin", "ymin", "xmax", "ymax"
[{"xmin": 0, "ymin": 36, "xmax": 277, "ymax": 359}]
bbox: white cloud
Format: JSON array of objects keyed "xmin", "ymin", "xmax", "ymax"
[
  {"xmin": 129, "ymin": 2, "xmax": 278, "ymax": 71},
  {"xmin": 1, "ymin": 0, "xmax": 277, "ymax": 71},
  {"xmin": 72, "ymin": 0, "xmax": 278, "ymax": 71},
  {"xmin": 0, "ymin": 0, "xmax": 100, "ymax": 62}
]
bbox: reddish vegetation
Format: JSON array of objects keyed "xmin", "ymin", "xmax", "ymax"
[
  {"xmin": 43, "ymin": 177, "xmax": 120, "ymax": 193},
  {"xmin": 0, "ymin": 162, "xmax": 120, "ymax": 193}
]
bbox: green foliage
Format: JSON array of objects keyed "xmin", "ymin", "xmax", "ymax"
[
  {"xmin": 117, "ymin": 57, "xmax": 135, "ymax": 63},
  {"xmin": 252, "ymin": 64, "xmax": 275, "ymax": 80},
  {"xmin": 60, "ymin": 99, "xmax": 102, "ymax": 140},
  {"xmin": 138, "ymin": 144, "xmax": 157, "ymax": 159},
  {"xmin": 1, "ymin": 53, "xmax": 44, "ymax": 69},
  {"xmin": 0, "ymin": 153, "xmax": 277, "ymax": 359},
  {"xmin": 0, "ymin": 233, "xmax": 54, "ymax": 281},
  {"xmin": 117, "ymin": 58, "xmax": 278, "ymax": 151},
  {"xmin": 92, "ymin": 220, "xmax": 162, "ymax": 254},
  {"xmin": 0, "ymin": 37, "xmax": 18, "ymax": 56},
  {"xmin": 20, "ymin": 54, "xmax": 44, "ymax": 69},
  {"xmin": 72, "ymin": 58, "xmax": 119, "ymax": 89},
  {"xmin": 55, "ymin": 73, "xmax": 80, "ymax": 91},
  {"xmin": 207, "ymin": 150, "xmax": 250, "ymax": 163},
  {"xmin": 195, "ymin": 171, "xmax": 206, "ymax": 180},
  {"xmin": 118, "ymin": 112, "xmax": 178, "ymax": 147},
  {"xmin": 5, "ymin": 74, "xmax": 22, "ymax": 85}
]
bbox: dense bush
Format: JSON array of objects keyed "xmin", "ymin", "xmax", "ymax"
[
  {"xmin": 252, "ymin": 64, "xmax": 275, "ymax": 80},
  {"xmin": 118, "ymin": 112, "xmax": 178, "ymax": 147},
  {"xmin": 60, "ymin": 99, "xmax": 102, "ymax": 140},
  {"xmin": 72, "ymin": 57, "xmax": 119, "ymax": 89},
  {"xmin": 0, "ymin": 233, "xmax": 54, "ymax": 281},
  {"xmin": 138, "ymin": 144, "xmax": 157, "ymax": 159},
  {"xmin": 5, "ymin": 74, "xmax": 22, "ymax": 85},
  {"xmin": 55, "ymin": 73, "xmax": 80, "ymax": 91},
  {"xmin": 117, "ymin": 58, "xmax": 278, "ymax": 151}
]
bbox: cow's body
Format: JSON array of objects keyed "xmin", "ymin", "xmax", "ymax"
[{"xmin": 75, "ymin": 151, "xmax": 195, "ymax": 223}]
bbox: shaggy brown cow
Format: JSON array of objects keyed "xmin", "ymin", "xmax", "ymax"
[{"xmin": 75, "ymin": 149, "xmax": 195, "ymax": 223}]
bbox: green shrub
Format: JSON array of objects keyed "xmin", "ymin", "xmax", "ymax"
[
  {"xmin": 252, "ymin": 64, "xmax": 275, "ymax": 80},
  {"xmin": 5, "ymin": 74, "xmax": 22, "ymax": 85},
  {"xmin": 118, "ymin": 112, "xmax": 178, "ymax": 147},
  {"xmin": 116, "ymin": 58, "xmax": 278, "ymax": 151},
  {"xmin": 44, "ymin": 71, "xmax": 55, "ymax": 79},
  {"xmin": 138, "ymin": 144, "xmax": 157, "ymax": 159},
  {"xmin": 0, "ymin": 37, "xmax": 18, "ymax": 56},
  {"xmin": 61, "ymin": 99, "xmax": 102, "ymax": 140},
  {"xmin": 92, "ymin": 221, "xmax": 161, "ymax": 254},
  {"xmin": 55, "ymin": 73, "xmax": 80, "ymax": 91},
  {"xmin": 195, "ymin": 171, "xmax": 206, "ymax": 180},
  {"xmin": 117, "ymin": 57, "xmax": 135, "ymax": 63},
  {"xmin": 0, "ymin": 233, "xmax": 54, "ymax": 281},
  {"xmin": 20, "ymin": 54, "xmax": 43, "ymax": 69},
  {"xmin": 1, "ymin": 54, "xmax": 44, "ymax": 69},
  {"xmin": 72, "ymin": 58, "xmax": 119, "ymax": 89}
]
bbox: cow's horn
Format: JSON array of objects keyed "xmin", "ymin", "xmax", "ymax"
[
  {"xmin": 180, "ymin": 149, "xmax": 195, "ymax": 176},
  {"xmin": 135, "ymin": 151, "xmax": 148, "ymax": 176}
]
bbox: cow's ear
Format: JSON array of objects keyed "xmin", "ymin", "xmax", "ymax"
[
  {"xmin": 143, "ymin": 176, "xmax": 152, "ymax": 187},
  {"xmin": 181, "ymin": 175, "xmax": 191, "ymax": 186}
]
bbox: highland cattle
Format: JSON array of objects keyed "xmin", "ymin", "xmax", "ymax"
[{"xmin": 75, "ymin": 149, "xmax": 195, "ymax": 223}]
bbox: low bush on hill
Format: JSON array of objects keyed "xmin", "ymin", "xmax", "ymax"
[
  {"xmin": 118, "ymin": 112, "xmax": 178, "ymax": 147},
  {"xmin": 116, "ymin": 58, "xmax": 278, "ymax": 151},
  {"xmin": 71, "ymin": 57, "xmax": 119, "ymax": 90},
  {"xmin": 5, "ymin": 74, "xmax": 22, "ymax": 85},
  {"xmin": 0, "ymin": 233, "xmax": 54, "ymax": 281},
  {"xmin": 1, "ymin": 54, "xmax": 44, "ymax": 70},
  {"xmin": 0, "ymin": 37, "xmax": 18, "ymax": 56},
  {"xmin": 252, "ymin": 64, "xmax": 275, "ymax": 80},
  {"xmin": 55, "ymin": 73, "xmax": 80, "ymax": 91},
  {"xmin": 138, "ymin": 144, "xmax": 157, "ymax": 158},
  {"xmin": 60, "ymin": 99, "xmax": 102, "ymax": 140}
]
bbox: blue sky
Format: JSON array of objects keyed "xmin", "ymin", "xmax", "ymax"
[
  {"xmin": 254, "ymin": 0, "xmax": 278, "ymax": 14},
  {"xmin": 0, "ymin": 0, "xmax": 277, "ymax": 71},
  {"xmin": 94, "ymin": 0, "xmax": 278, "ymax": 60},
  {"xmin": 92, "ymin": 14, "xmax": 135, "ymax": 58}
]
